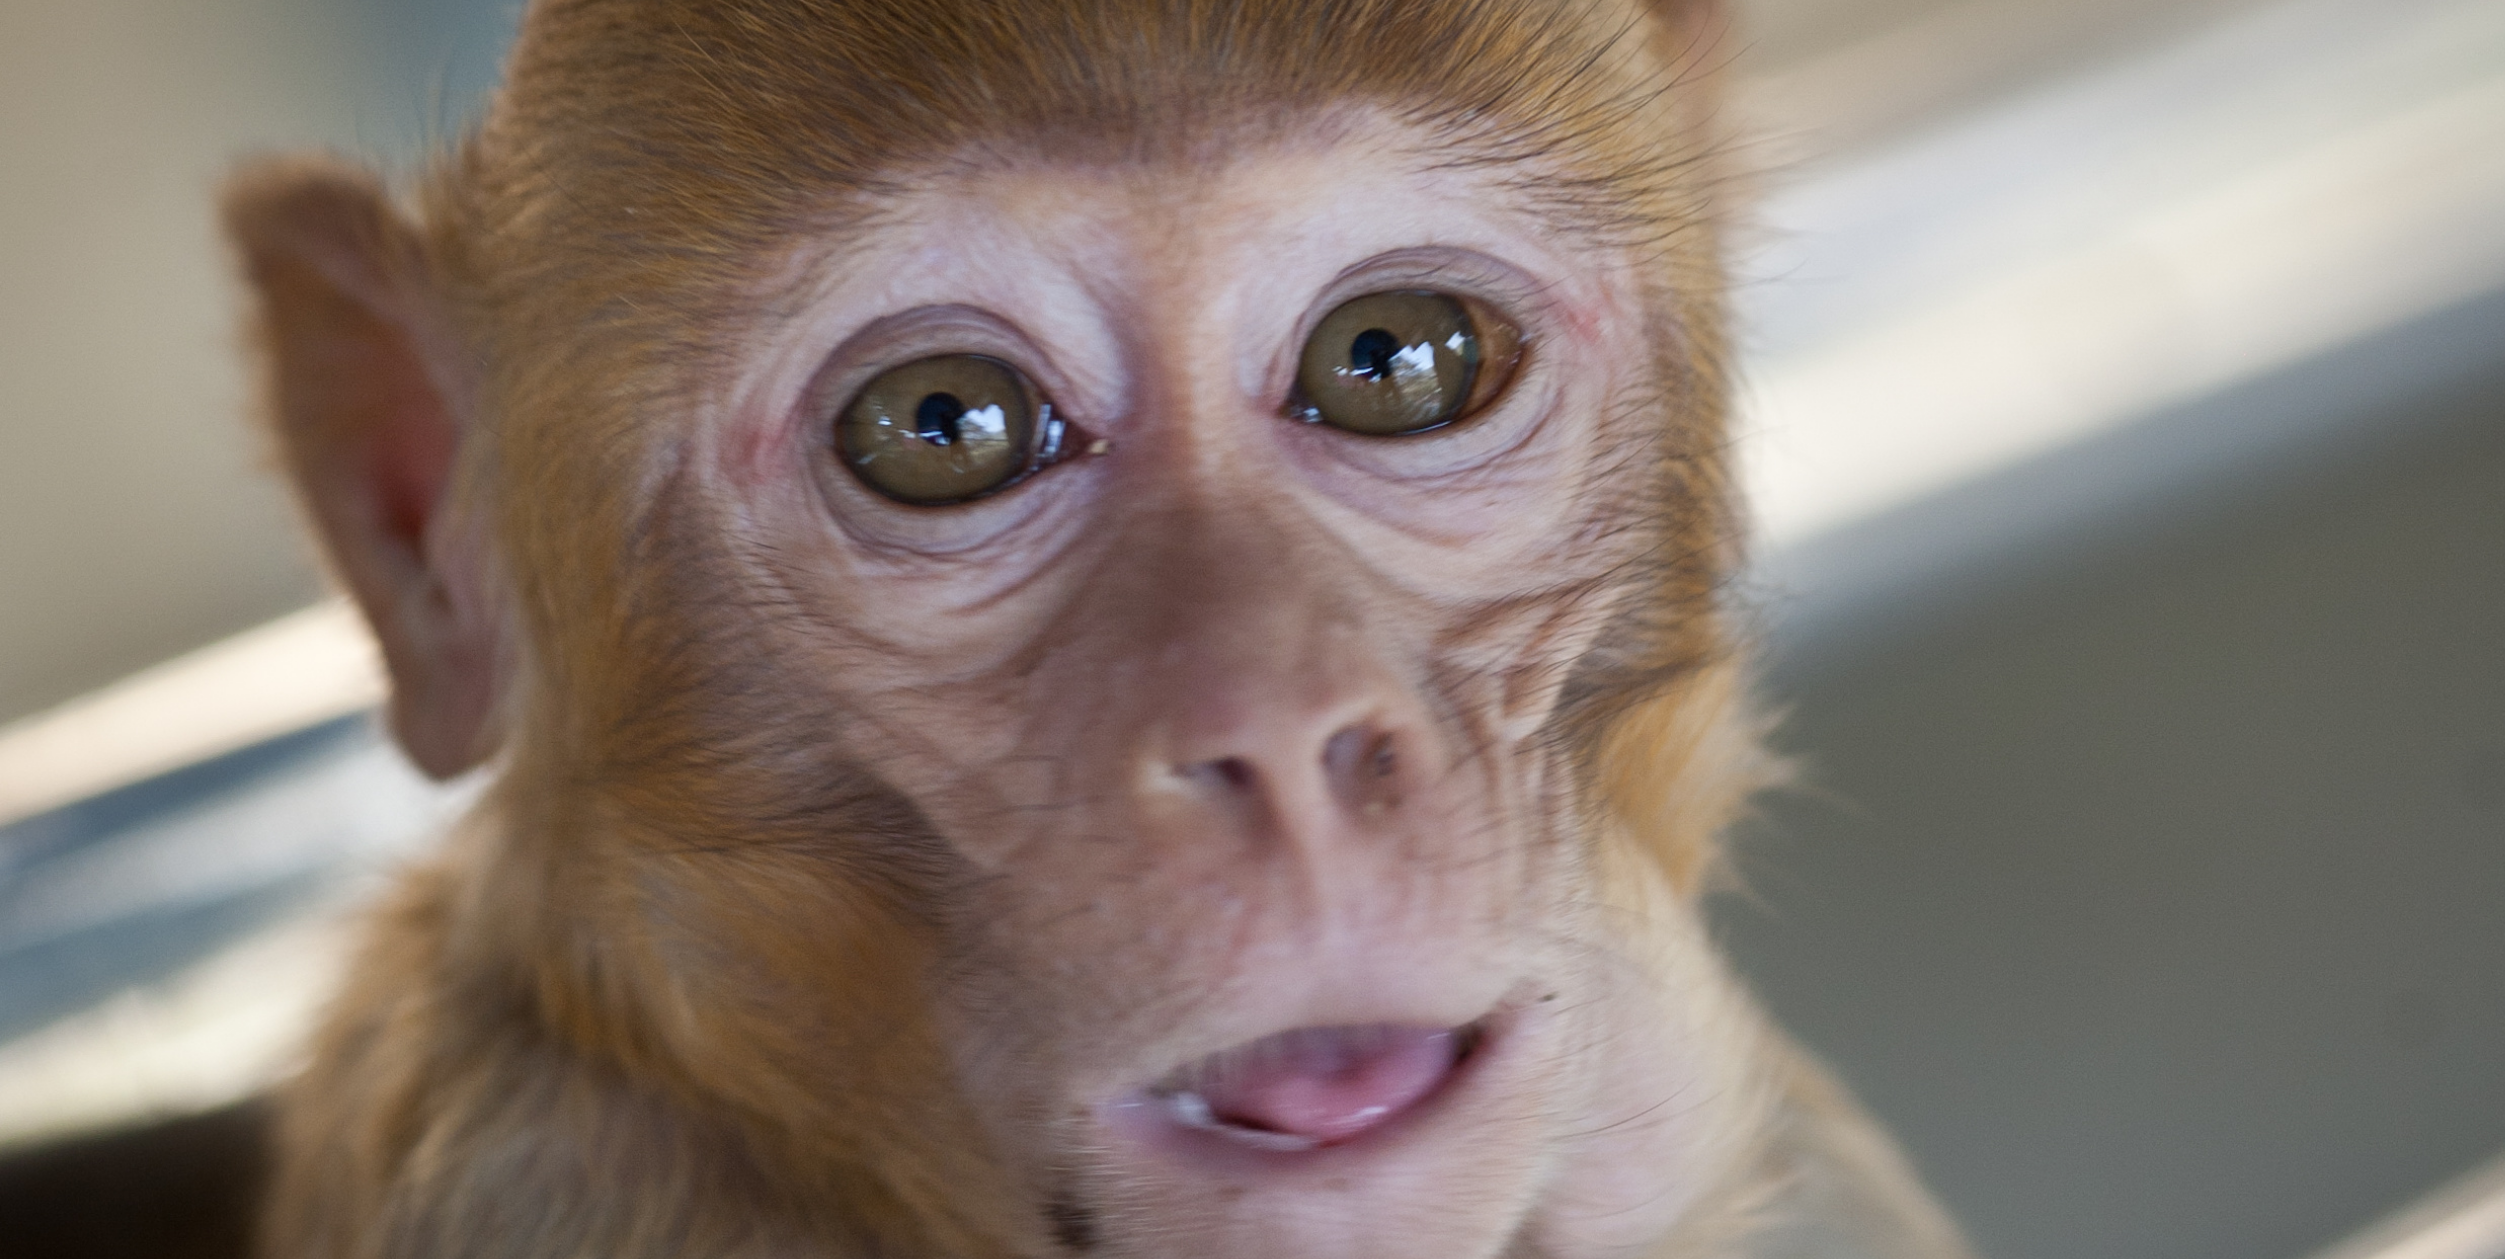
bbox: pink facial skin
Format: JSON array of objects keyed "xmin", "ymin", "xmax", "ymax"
[{"xmin": 645, "ymin": 125, "xmax": 1762, "ymax": 1259}]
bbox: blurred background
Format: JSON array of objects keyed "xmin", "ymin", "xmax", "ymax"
[{"xmin": 0, "ymin": 1, "xmax": 2499, "ymax": 1257}]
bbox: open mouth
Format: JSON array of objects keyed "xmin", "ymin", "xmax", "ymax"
[{"xmin": 1143, "ymin": 1021, "xmax": 1486, "ymax": 1153}]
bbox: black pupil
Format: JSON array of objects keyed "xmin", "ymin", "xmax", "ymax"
[
  {"xmin": 1350, "ymin": 328, "xmax": 1403, "ymax": 381},
  {"xmin": 914, "ymin": 392, "xmax": 966, "ymax": 445}
]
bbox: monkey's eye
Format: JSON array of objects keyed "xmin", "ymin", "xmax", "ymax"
[
  {"xmin": 1291, "ymin": 290, "xmax": 1522, "ymax": 436},
  {"xmin": 839, "ymin": 354, "xmax": 1053, "ymax": 505}
]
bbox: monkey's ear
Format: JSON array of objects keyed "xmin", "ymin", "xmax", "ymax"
[{"xmin": 225, "ymin": 160, "xmax": 500, "ymax": 779}]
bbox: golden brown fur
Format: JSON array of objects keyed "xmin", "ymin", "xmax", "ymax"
[{"xmin": 226, "ymin": 2, "xmax": 1974, "ymax": 1256}]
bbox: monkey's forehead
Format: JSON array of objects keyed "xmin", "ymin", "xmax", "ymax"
[
  {"xmin": 456, "ymin": 0, "xmax": 1721, "ymax": 258},
  {"xmin": 795, "ymin": 128, "xmax": 1631, "ymax": 294},
  {"xmin": 724, "ymin": 135, "xmax": 1648, "ymax": 412}
]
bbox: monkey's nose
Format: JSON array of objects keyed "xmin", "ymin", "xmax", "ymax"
[{"xmin": 1168, "ymin": 720, "xmax": 1408, "ymax": 824}]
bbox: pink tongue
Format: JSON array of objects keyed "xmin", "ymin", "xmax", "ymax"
[{"xmin": 1190, "ymin": 1025, "xmax": 1460, "ymax": 1145}]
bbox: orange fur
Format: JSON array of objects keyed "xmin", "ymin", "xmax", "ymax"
[{"xmin": 227, "ymin": 3, "xmax": 1971, "ymax": 1256}]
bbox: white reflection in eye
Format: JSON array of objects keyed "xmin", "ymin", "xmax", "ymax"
[{"xmin": 953, "ymin": 403, "xmax": 1009, "ymax": 444}]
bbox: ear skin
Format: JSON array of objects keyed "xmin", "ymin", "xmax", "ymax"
[{"xmin": 224, "ymin": 160, "xmax": 498, "ymax": 779}]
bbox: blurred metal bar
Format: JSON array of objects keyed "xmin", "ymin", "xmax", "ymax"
[
  {"xmin": 0, "ymin": 715, "xmax": 455, "ymax": 1151},
  {"xmin": 0, "ymin": 602, "xmax": 382, "ymax": 830},
  {"xmin": 1738, "ymin": 0, "xmax": 2505, "ymax": 553},
  {"xmin": 2307, "ymin": 1151, "xmax": 2505, "ymax": 1259}
]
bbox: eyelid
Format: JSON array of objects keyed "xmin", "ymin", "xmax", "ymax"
[
  {"xmin": 1286, "ymin": 250, "xmax": 1544, "ymax": 372},
  {"xmin": 1281, "ymin": 264, "xmax": 1538, "ymax": 435},
  {"xmin": 1307, "ymin": 248, "xmax": 1554, "ymax": 325},
  {"xmin": 803, "ymin": 304, "xmax": 1078, "ymax": 431},
  {"xmin": 802, "ymin": 309, "xmax": 1104, "ymax": 522}
]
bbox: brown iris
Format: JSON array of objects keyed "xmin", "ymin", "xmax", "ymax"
[
  {"xmin": 839, "ymin": 354, "xmax": 1043, "ymax": 505},
  {"xmin": 1293, "ymin": 290, "xmax": 1521, "ymax": 436}
]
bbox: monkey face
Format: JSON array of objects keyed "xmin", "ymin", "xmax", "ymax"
[
  {"xmin": 227, "ymin": 1, "xmax": 1784, "ymax": 1252},
  {"xmin": 511, "ymin": 129, "xmax": 1756, "ymax": 1259}
]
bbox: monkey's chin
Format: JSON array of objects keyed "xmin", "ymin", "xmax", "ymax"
[{"xmin": 1076, "ymin": 1003, "xmax": 1554, "ymax": 1259}]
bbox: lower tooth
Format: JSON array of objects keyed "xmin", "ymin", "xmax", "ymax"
[
  {"xmin": 1165, "ymin": 1091, "xmax": 1216, "ymax": 1128},
  {"xmin": 1162, "ymin": 1092, "xmax": 1320, "ymax": 1152}
]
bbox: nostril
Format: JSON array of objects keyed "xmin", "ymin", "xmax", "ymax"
[
  {"xmin": 1180, "ymin": 756, "xmax": 1258, "ymax": 793},
  {"xmin": 1323, "ymin": 724, "xmax": 1401, "ymax": 814},
  {"xmin": 1324, "ymin": 724, "xmax": 1397, "ymax": 776}
]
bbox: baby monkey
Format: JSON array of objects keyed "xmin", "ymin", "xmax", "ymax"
[{"xmin": 221, "ymin": 1, "xmax": 1976, "ymax": 1256}]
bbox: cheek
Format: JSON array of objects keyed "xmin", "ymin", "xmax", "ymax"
[
  {"xmin": 684, "ymin": 504, "xmax": 1076, "ymax": 824},
  {"xmin": 709, "ymin": 408, "xmax": 1095, "ymax": 662},
  {"xmin": 1287, "ymin": 339, "xmax": 1664, "ymax": 589},
  {"xmin": 1532, "ymin": 918, "xmax": 1771, "ymax": 1256}
]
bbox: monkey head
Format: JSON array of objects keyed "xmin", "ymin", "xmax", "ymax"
[{"xmin": 225, "ymin": 3, "xmax": 1831, "ymax": 1258}]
